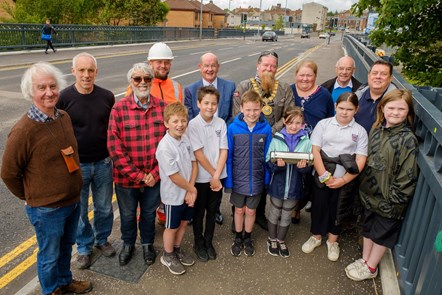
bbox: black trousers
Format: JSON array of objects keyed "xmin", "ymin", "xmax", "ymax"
[
  {"xmin": 192, "ymin": 182, "xmax": 222, "ymax": 245},
  {"xmin": 310, "ymin": 183, "xmax": 341, "ymax": 236}
]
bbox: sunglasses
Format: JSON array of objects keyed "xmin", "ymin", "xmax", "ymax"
[
  {"xmin": 259, "ymin": 50, "xmax": 278, "ymax": 60},
  {"xmin": 132, "ymin": 76, "xmax": 152, "ymax": 83}
]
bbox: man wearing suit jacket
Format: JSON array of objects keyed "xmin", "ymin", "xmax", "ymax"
[
  {"xmin": 321, "ymin": 56, "xmax": 362, "ymax": 103},
  {"xmin": 184, "ymin": 52, "xmax": 236, "ymax": 124},
  {"xmin": 184, "ymin": 52, "xmax": 236, "ymax": 225}
]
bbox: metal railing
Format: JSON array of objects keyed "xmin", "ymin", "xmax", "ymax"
[
  {"xmin": 0, "ymin": 24, "xmax": 259, "ymax": 51},
  {"xmin": 344, "ymin": 35, "xmax": 442, "ymax": 295}
]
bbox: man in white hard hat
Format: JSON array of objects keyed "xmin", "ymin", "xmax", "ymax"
[
  {"xmin": 126, "ymin": 42, "xmax": 183, "ymax": 105},
  {"xmin": 148, "ymin": 42, "xmax": 183, "ymax": 104}
]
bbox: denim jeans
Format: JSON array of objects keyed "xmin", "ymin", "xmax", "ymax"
[
  {"xmin": 115, "ymin": 182, "xmax": 160, "ymax": 245},
  {"xmin": 26, "ymin": 203, "xmax": 80, "ymax": 295},
  {"xmin": 76, "ymin": 157, "xmax": 114, "ymax": 255}
]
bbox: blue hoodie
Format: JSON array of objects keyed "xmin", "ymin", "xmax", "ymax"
[{"xmin": 225, "ymin": 113, "xmax": 272, "ymax": 196}]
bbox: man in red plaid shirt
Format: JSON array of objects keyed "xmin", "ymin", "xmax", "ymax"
[{"xmin": 108, "ymin": 63, "xmax": 166, "ymax": 267}]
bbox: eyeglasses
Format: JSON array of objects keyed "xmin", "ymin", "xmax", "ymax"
[
  {"xmin": 259, "ymin": 50, "xmax": 278, "ymax": 60},
  {"xmin": 131, "ymin": 76, "xmax": 152, "ymax": 83}
]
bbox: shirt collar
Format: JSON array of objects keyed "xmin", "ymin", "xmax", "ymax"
[
  {"xmin": 197, "ymin": 113, "xmax": 214, "ymax": 126},
  {"xmin": 133, "ymin": 93, "xmax": 150, "ymax": 110},
  {"xmin": 333, "ymin": 79, "xmax": 353, "ymax": 90},
  {"xmin": 331, "ymin": 116, "xmax": 355, "ymax": 128},
  {"xmin": 202, "ymin": 78, "xmax": 218, "ymax": 88},
  {"xmin": 27, "ymin": 104, "xmax": 61, "ymax": 122}
]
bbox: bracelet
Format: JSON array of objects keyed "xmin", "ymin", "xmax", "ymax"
[{"xmin": 319, "ymin": 171, "xmax": 331, "ymax": 183}]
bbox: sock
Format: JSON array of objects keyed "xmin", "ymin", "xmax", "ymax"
[
  {"xmin": 173, "ymin": 246, "xmax": 181, "ymax": 252},
  {"xmin": 366, "ymin": 264, "xmax": 377, "ymax": 273},
  {"xmin": 235, "ymin": 231, "xmax": 243, "ymax": 240},
  {"xmin": 244, "ymin": 231, "xmax": 251, "ymax": 240}
]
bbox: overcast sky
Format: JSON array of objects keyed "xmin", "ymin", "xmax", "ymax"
[{"xmin": 214, "ymin": 0, "xmax": 359, "ymax": 13}]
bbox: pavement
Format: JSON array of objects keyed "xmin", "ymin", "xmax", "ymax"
[{"xmin": 2, "ymin": 37, "xmax": 399, "ymax": 295}]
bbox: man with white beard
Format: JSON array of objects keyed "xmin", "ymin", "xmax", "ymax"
[
  {"xmin": 232, "ymin": 51, "xmax": 294, "ymax": 230},
  {"xmin": 108, "ymin": 63, "xmax": 167, "ymax": 267}
]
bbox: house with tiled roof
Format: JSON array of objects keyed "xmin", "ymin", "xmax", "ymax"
[{"xmin": 159, "ymin": 0, "xmax": 226, "ymax": 28}]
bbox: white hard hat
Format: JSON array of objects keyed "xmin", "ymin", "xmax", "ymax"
[{"xmin": 147, "ymin": 42, "xmax": 174, "ymax": 60}]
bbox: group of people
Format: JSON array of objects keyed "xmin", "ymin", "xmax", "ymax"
[{"xmin": 0, "ymin": 42, "xmax": 419, "ymax": 295}]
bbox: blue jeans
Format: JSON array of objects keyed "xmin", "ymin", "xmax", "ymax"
[
  {"xmin": 115, "ymin": 183, "xmax": 160, "ymax": 245},
  {"xmin": 26, "ymin": 203, "xmax": 80, "ymax": 295},
  {"xmin": 76, "ymin": 157, "xmax": 114, "ymax": 255}
]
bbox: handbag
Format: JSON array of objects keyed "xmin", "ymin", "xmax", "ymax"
[{"xmin": 41, "ymin": 33, "xmax": 51, "ymax": 41}]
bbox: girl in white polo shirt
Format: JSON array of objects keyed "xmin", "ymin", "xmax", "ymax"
[{"xmin": 301, "ymin": 92, "xmax": 368, "ymax": 262}]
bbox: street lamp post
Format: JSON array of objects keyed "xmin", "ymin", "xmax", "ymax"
[
  {"xmin": 258, "ymin": 0, "xmax": 262, "ymax": 35},
  {"xmin": 200, "ymin": 0, "xmax": 203, "ymax": 40}
]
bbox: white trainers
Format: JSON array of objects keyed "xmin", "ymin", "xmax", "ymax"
[
  {"xmin": 302, "ymin": 236, "xmax": 321, "ymax": 253},
  {"xmin": 345, "ymin": 258, "xmax": 365, "ymax": 275},
  {"xmin": 346, "ymin": 263, "xmax": 378, "ymax": 281},
  {"xmin": 326, "ymin": 241, "xmax": 340, "ymax": 261}
]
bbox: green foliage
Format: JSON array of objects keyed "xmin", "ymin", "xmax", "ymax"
[
  {"xmin": 4, "ymin": 0, "xmax": 168, "ymax": 26},
  {"xmin": 352, "ymin": 0, "xmax": 442, "ymax": 86},
  {"xmin": 273, "ymin": 15, "xmax": 284, "ymax": 31}
]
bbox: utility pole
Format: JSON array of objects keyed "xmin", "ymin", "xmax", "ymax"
[
  {"xmin": 258, "ymin": 0, "xmax": 262, "ymax": 35},
  {"xmin": 200, "ymin": 0, "xmax": 203, "ymax": 40}
]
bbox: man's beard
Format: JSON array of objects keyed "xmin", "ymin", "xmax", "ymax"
[
  {"xmin": 260, "ymin": 72, "xmax": 276, "ymax": 95},
  {"xmin": 133, "ymin": 87, "xmax": 150, "ymax": 101},
  {"xmin": 155, "ymin": 70, "xmax": 169, "ymax": 80}
]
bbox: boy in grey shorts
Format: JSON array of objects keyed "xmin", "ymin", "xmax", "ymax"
[
  {"xmin": 225, "ymin": 90, "xmax": 272, "ymax": 257},
  {"xmin": 156, "ymin": 102, "xmax": 198, "ymax": 275}
]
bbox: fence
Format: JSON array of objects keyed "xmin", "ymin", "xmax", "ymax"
[
  {"xmin": 344, "ymin": 35, "xmax": 442, "ymax": 295},
  {"xmin": 0, "ymin": 24, "xmax": 263, "ymax": 51}
]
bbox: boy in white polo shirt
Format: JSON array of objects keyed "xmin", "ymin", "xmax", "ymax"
[
  {"xmin": 156, "ymin": 102, "xmax": 198, "ymax": 275},
  {"xmin": 187, "ymin": 86, "xmax": 228, "ymax": 262}
]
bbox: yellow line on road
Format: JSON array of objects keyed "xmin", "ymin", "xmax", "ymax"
[
  {"xmin": 0, "ymin": 194, "xmax": 117, "ymax": 290},
  {"xmin": 0, "ymin": 236, "xmax": 36, "ymax": 268},
  {"xmin": 0, "ymin": 248, "xmax": 38, "ymax": 289}
]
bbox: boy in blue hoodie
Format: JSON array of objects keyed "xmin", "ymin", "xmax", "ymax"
[{"xmin": 225, "ymin": 90, "xmax": 272, "ymax": 257}]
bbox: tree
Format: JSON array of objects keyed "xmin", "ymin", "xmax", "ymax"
[
  {"xmin": 273, "ymin": 15, "xmax": 284, "ymax": 31},
  {"xmin": 352, "ymin": 0, "xmax": 442, "ymax": 86}
]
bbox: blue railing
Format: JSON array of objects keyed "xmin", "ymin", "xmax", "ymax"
[
  {"xmin": 344, "ymin": 35, "xmax": 442, "ymax": 295},
  {"xmin": 0, "ymin": 24, "xmax": 263, "ymax": 51}
]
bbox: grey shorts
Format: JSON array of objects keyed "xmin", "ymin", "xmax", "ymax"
[{"xmin": 230, "ymin": 192, "xmax": 261, "ymax": 209}]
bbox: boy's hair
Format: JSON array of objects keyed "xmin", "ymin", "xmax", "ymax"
[
  {"xmin": 164, "ymin": 102, "xmax": 188, "ymax": 123},
  {"xmin": 336, "ymin": 92, "xmax": 359, "ymax": 108},
  {"xmin": 373, "ymin": 89, "xmax": 415, "ymax": 128},
  {"xmin": 197, "ymin": 86, "xmax": 220, "ymax": 103},
  {"xmin": 240, "ymin": 90, "xmax": 262, "ymax": 106},
  {"xmin": 283, "ymin": 105, "xmax": 304, "ymax": 124}
]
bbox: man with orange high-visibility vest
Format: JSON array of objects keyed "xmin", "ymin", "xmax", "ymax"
[{"xmin": 126, "ymin": 42, "xmax": 183, "ymax": 104}]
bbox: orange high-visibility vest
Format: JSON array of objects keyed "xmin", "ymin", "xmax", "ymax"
[{"xmin": 125, "ymin": 77, "xmax": 182, "ymax": 105}]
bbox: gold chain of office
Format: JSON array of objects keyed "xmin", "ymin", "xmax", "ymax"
[{"xmin": 250, "ymin": 78, "xmax": 279, "ymax": 116}]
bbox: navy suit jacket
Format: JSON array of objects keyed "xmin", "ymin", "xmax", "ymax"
[{"xmin": 184, "ymin": 77, "xmax": 236, "ymax": 124}]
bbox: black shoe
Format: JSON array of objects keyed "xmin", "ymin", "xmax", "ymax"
[
  {"xmin": 193, "ymin": 244, "xmax": 209, "ymax": 262},
  {"xmin": 215, "ymin": 212, "xmax": 223, "ymax": 225},
  {"xmin": 255, "ymin": 215, "xmax": 268, "ymax": 231},
  {"xmin": 45, "ymin": 51, "xmax": 48, "ymax": 54},
  {"xmin": 206, "ymin": 243, "xmax": 217, "ymax": 260},
  {"xmin": 53, "ymin": 49, "xmax": 57, "ymax": 53},
  {"xmin": 119, "ymin": 244, "xmax": 134, "ymax": 266},
  {"xmin": 142, "ymin": 244, "xmax": 156, "ymax": 266}
]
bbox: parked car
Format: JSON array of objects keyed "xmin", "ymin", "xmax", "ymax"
[
  {"xmin": 329, "ymin": 32, "xmax": 336, "ymax": 36},
  {"xmin": 319, "ymin": 33, "xmax": 329, "ymax": 39},
  {"xmin": 262, "ymin": 31, "xmax": 278, "ymax": 42},
  {"xmin": 301, "ymin": 32, "xmax": 310, "ymax": 38}
]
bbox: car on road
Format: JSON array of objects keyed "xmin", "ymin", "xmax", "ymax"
[
  {"xmin": 301, "ymin": 32, "xmax": 310, "ymax": 38},
  {"xmin": 319, "ymin": 33, "xmax": 330, "ymax": 39},
  {"xmin": 262, "ymin": 31, "xmax": 278, "ymax": 42}
]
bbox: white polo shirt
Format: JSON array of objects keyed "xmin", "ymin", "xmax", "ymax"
[
  {"xmin": 311, "ymin": 117, "xmax": 368, "ymax": 177},
  {"xmin": 156, "ymin": 132, "xmax": 195, "ymax": 205},
  {"xmin": 187, "ymin": 114, "xmax": 228, "ymax": 183}
]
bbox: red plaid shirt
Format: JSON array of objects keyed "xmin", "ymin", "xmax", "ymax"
[{"xmin": 107, "ymin": 94, "xmax": 166, "ymax": 187}]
